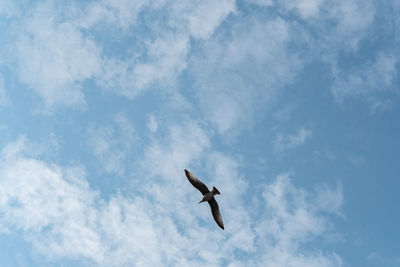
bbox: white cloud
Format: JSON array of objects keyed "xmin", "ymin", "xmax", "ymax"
[
  {"xmin": 169, "ymin": 0, "xmax": 236, "ymax": 40},
  {"xmin": 134, "ymin": 119, "xmax": 342, "ymax": 266},
  {"xmin": 77, "ymin": 0, "xmax": 148, "ymax": 30},
  {"xmin": 253, "ymin": 173, "xmax": 343, "ymax": 266},
  {"xmin": 131, "ymin": 34, "xmax": 189, "ymax": 90},
  {"xmin": 246, "ymin": 0, "xmax": 273, "ymax": 7},
  {"xmin": 189, "ymin": 17, "xmax": 302, "ymax": 135},
  {"xmin": 4, "ymin": 0, "xmax": 382, "ymax": 115},
  {"xmin": 270, "ymin": 0, "xmax": 382, "ymax": 112},
  {"xmin": 0, "ymin": 137, "xmax": 177, "ymax": 265},
  {"xmin": 232, "ymin": 0, "xmax": 378, "ymax": 114},
  {"xmin": 314, "ymin": 182, "xmax": 344, "ymax": 216},
  {"xmin": 0, "ymin": 149, "xmax": 160, "ymax": 265},
  {"xmin": 273, "ymin": 128, "xmax": 313, "ymax": 152},
  {"xmin": 15, "ymin": 2, "xmax": 102, "ymax": 111},
  {"xmin": 11, "ymin": 0, "xmax": 152, "ymax": 108},
  {"xmin": 0, "ymin": 76, "xmax": 11, "ymax": 107},
  {"xmin": 279, "ymin": 0, "xmax": 375, "ymax": 52},
  {"xmin": 99, "ymin": 41, "xmax": 189, "ymax": 99},
  {"xmin": 87, "ymin": 114, "xmax": 137, "ymax": 175},
  {"xmin": 12, "ymin": 1, "xmax": 214, "ymax": 109},
  {"xmin": 147, "ymin": 114, "xmax": 158, "ymax": 133},
  {"xmin": 329, "ymin": 0, "xmax": 375, "ymax": 50},
  {"xmin": 395, "ymin": 1, "xmax": 400, "ymax": 44},
  {"xmin": 0, "ymin": 0, "xmax": 18, "ymax": 18},
  {"xmin": 367, "ymin": 251, "xmax": 400, "ymax": 267},
  {"xmin": 279, "ymin": 0, "xmax": 325, "ymax": 18},
  {"xmin": 332, "ymin": 53, "xmax": 398, "ymax": 111},
  {"xmin": 0, "ymin": 136, "xmax": 343, "ymax": 266},
  {"xmin": 140, "ymin": 118, "xmax": 210, "ymax": 182},
  {"xmin": 0, "ymin": 135, "xmax": 55, "ymax": 160},
  {"xmin": 92, "ymin": 0, "xmax": 235, "ymax": 99}
]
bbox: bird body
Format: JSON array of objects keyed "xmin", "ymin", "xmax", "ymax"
[
  {"xmin": 185, "ymin": 169, "xmax": 224, "ymax": 230},
  {"xmin": 199, "ymin": 187, "xmax": 220, "ymax": 203}
]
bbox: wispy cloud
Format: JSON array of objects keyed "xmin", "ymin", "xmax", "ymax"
[
  {"xmin": 314, "ymin": 182, "xmax": 344, "ymax": 216},
  {"xmin": 87, "ymin": 114, "xmax": 137, "ymax": 176},
  {"xmin": 3, "ymin": 1, "xmax": 394, "ymax": 265},
  {"xmin": 273, "ymin": 128, "xmax": 313, "ymax": 152},
  {"xmin": 97, "ymin": 0, "xmax": 235, "ymax": 98},
  {"xmin": 171, "ymin": 0, "xmax": 236, "ymax": 40},
  {"xmin": 76, "ymin": 0, "xmax": 148, "ymax": 30},
  {"xmin": 254, "ymin": 173, "xmax": 343, "ymax": 266},
  {"xmin": 0, "ymin": 128, "xmax": 341, "ymax": 266},
  {"xmin": 332, "ymin": 53, "xmax": 398, "ymax": 111},
  {"xmin": 3, "ymin": 0, "xmax": 236, "ymax": 112},
  {"xmin": 279, "ymin": 0, "xmax": 325, "ymax": 18},
  {"xmin": 252, "ymin": 0, "xmax": 375, "ymax": 53},
  {"xmin": 246, "ymin": 0, "xmax": 273, "ymax": 7},
  {"xmin": 189, "ymin": 16, "xmax": 302, "ymax": 135},
  {"xmin": 0, "ymin": 0, "xmax": 18, "ymax": 18},
  {"xmin": 0, "ymin": 76, "xmax": 10, "ymax": 107},
  {"xmin": 2, "ymin": 0, "xmax": 385, "ymax": 117},
  {"xmin": 0, "ymin": 132, "xmax": 343, "ymax": 266},
  {"xmin": 146, "ymin": 114, "xmax": 158, "ymax": 134},
  {"xmin": 15, "ymin": 2, "xmax": 102, "ymax": 111}
]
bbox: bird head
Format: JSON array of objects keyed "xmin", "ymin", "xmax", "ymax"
[{"xmin": 212, "ymin": 186, "xmax": 221, "ymax": 195}]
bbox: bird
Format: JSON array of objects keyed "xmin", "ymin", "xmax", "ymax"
[{"xmin": 184, "ymin": 169, "xmax": 224, "ymax": 230}]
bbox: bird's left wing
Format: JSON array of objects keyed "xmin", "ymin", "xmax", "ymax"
[{"xmin": 208, "ymin": 198, "xmax": 224, "ymax": 230}]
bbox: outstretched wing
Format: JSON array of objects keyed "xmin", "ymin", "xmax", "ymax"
[
  {"xmin": 208, "ymin": 198, "xmax": 224, "ymax": 230},
  {"xmin": 185, "ymin": 169, "xmax": 210, "ymax": 195}
]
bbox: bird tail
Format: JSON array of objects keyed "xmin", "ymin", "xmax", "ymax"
[{"xmin": 211, "ymin": 186, "xmax": 221, "ymax": 195}]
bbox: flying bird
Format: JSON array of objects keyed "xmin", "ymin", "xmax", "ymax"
[{"xmin": 185, "ymin": 169, "xmax": 224, "ymax": 230}]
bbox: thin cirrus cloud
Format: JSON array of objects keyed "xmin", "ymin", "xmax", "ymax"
[
  {"xmin": 76, "ymin": 0, "xmax": 148, "ymax": 30},
  {"xmin": 254, "ymin": 173, "xmax": 343, "ymax": 267},
  {"xmin": 14, "ymin": 2, "xmax": 102, "ymax": 111},
  {"xmin": 0, "ymin": 76, "xmax": 11, "ymax": 107},
  {"xmin": 97, "ymin": 0, "xmax": 236, "ymax": 98},
  {"xmin": 96, "ymin": 33, "xmax": 189, "ymax": 99},
  {"xmin": 277, "ymin": 0, "xmax": 325, "ymax": 18},
  {"xmin": 188, "ymin": 16, "xmax": 303, "ymax": 135},
  {"xmin": 0, "ymin": 0, "xmax": 18, "ymax": 18},
  {"xmin": 87, "ymin": 114, "xmax": 137, "ymax": 176},
  {"xmin": 285, "ymin": 0, "xmax": 375, "ymax": 52},
  {"xmin": 332, "ymin": 53, "xmax": 399, "ymax": 111},
  {"xmin": 273, "ymin": 128, "xmax": 313, "ymax": 152}
]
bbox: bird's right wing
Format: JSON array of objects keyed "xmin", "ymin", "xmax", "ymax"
[
  {"xmin": 185, "ymin": 169, "xmax": 210, "ymax": 195},
  {"xmin": 208, "ymin": 198, "xmax": 224, "ymax": 230}
]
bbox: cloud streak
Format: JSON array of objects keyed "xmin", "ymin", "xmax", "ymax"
[
  {"xmin": 0, "ymin": 76, "xmax": 10, "ymax": 107},
  {"xmin": 189, "ymin": 16, "xmax": 303, "ymax": 135},
  {"xmin": 273, "ymin": 128, "xmax": 313, "ymax": 152},
  {"xmin": 87, "ymin": 114, "xmax": 137, "ymax": 176},
  {"xmin": 332, "ymin": 53, "xmax": 399, "ymax": 111},
  {"xmin": 15, "ymin": 2, "xmax": 102, "ymax": 111}
]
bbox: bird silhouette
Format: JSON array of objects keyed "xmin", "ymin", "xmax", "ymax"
[{"xmin": 185, "ymin": 169, "xmax": 224, "ymax": 230}]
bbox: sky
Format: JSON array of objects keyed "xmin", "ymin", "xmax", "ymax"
[{"xmin": 0, "ymin": 0, "xmax": 399, "ymax": 266}]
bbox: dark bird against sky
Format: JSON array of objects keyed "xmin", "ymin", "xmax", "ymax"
[{"xmin": 185, "ymin": 169, "xmax": 224, "ymax": 230}]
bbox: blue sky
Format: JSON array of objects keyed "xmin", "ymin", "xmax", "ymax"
[{"xmin": 0, "ymin": 0, "xmax": 399, "ymax": 266}]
